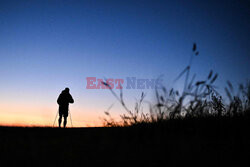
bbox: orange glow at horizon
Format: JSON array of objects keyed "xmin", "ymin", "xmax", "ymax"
[{"xmin": 0, "ymin": 102, "xmax": 114, "ymax": 127}]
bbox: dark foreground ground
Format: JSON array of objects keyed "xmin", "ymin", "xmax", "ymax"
[{"xmin": 0, "ymin": 117, "xmax": 250, "ymax": 167}]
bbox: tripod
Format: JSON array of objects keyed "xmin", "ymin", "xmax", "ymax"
[{"xmin": 53, "ymin": 108, "xmax": 73, "ymax": 127}]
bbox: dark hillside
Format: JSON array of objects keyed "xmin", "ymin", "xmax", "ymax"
[{"xmin": 0, "ymin": 116, "xmax": 249, "ymax": 167}]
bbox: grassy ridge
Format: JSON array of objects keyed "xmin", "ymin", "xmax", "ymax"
[{"xmin": 0, "ymin": 116, "xmax": 249, "ymax": 167}]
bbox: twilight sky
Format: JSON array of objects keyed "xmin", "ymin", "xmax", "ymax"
[{"xmin": 0, "ymin": 0, "xmax": 249, "ymax": 127}]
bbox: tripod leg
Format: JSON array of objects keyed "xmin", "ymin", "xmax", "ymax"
[
  {"xmin": 53, "ymin": 109, "xmax": 59, "ymax": 127},
  {"xmin": 69, "ymin": 110, "xmax": 73, "ymax": 127}
]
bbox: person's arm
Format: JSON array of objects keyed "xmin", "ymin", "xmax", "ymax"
[
  {"xmin": 57, "ymin": 94, "xmax": 61, "ymax": 105},
  {"xmin": 69, "ymin": 94, "xmax": 74, "ymax": 103}
]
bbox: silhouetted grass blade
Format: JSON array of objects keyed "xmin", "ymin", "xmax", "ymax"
[
  {"xmin": 193, "ymin": 43, "xmax": 196, "ymax": 51},
  {"xmin": 210, "ymin": 73, "xmax": 218, "ymax": 84},
  {"xmin": 227, "ymin": 80, "xmax": 234, "ymax": 92},
  {"xmin": 208, "ymin": 70, "xmax": 213, "ymax": 79},
  {"xmin": 225, "ymin": 87, "xmax": 233, "ymax": 101}
]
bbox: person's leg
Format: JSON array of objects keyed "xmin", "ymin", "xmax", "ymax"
[
  {"xmin": 63, "ymin": 116, "xmax": 67, "ymax": 128},
  {"xmin": 58, "ymin": 115, "xmax": 62, "ymax": 128}
]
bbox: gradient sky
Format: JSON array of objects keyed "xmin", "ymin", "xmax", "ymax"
[{"xmin": 0, "ymin": 0, "xmax": 249, "ymax": 127}]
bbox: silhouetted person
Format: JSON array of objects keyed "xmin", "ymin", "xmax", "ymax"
[{"xmin": 57, "ymin": 87, "xmax": 74, "ymax": 128}]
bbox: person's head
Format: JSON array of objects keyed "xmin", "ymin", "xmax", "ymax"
[{"xmin": 64, "ymin": 87, "xmax": 70, "ymax": 93}]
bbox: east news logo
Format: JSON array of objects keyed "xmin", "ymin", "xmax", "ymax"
[{"xmin": 86, "ymin": 77, "xmax": 162, "ymax": 89}]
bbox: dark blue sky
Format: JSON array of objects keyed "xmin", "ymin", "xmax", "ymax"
[{"xmin": 0, "ymin": 0, "xmax": 249, "ymax": 126}]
